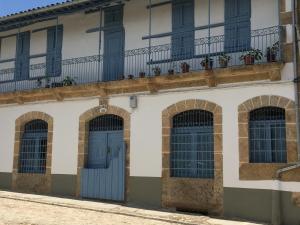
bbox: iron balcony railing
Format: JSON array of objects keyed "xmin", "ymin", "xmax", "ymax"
[{"xmin": 0, "ymin": 26, "xmax": 281, "ymax": 93}]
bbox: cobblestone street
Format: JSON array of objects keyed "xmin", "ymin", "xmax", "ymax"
[{"xmin": 0, "ymin": 191, "xmax": 264, "ymax": 225}]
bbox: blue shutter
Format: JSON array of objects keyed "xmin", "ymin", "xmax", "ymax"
[
  {"xmin": 224, "ymin": 0, "xmax": 251, "ymax": 52},
  {"xmin": 46, "ymin": 25, "xmax": 63, "ymax": 76},
  {"xmin": 15, "ymin": 32, "xmax": 30, "ymax": 80},
  {"xmin": 172, "ymin": 0, "xmax": 194, "ymax": 60}
]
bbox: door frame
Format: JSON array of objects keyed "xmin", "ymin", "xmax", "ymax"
[{"xmin": 76, "ymin": 105, "xmax": 130, "ymax": 202}]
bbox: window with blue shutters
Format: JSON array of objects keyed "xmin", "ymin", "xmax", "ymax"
[
  {"xmin": 224, "ymin": 0, "xmax": 251, "ymax": 52},
  {"xmin": 46, "ymin": 25, "xmax": 63, "ymax": 77},
  {"xmin": 15, "ymin": 31, "xmax": 30, "ymax": 80},
  {"xmin": 171, "ymin": 0, "xmax": 195, "ymax": 60},
  {"xmin": 171, "ymin": 110, "xmax": 214, "ymax": 178},
  {"xmin": 249, "ymin": 107, "xmax": 287, "ymax": 163},
  {"xmin": 19, "ymin": 120, "xmax": 48, "ymax": 174}
]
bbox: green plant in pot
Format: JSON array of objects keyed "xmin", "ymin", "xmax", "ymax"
[
  {"xmin": 152, "ymin": 66, "xmax": 161, "ymax": 76},
  {"xmin": 240, "ymin": 49, "xmax": 263, "ymax": 65},
  {"xmin": 201, "ymin": 56, "xmax": 214, "ymax": 70},
  {"xmin": 265, "ymin": 41, "xmax": 279, "ymax": 62},
  {"xmin": 180, "ymin": 62, "xmax": 190, "ymax": 73},
  {"xmin": 36, "ymin": 78, "xmax": 42, "ymax": 88},
  {"xmin": 62, "ymin": 76, "xmax": 76, "ymax": 86},
  {"xmin": 218, "ymin": 53, "xmax": 231, "ymax": 68}
]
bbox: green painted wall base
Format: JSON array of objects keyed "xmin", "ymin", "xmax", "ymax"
[
  {"xmin": 224, "ymin": 187, "xmax": 300, "ymax": 225},
  {"xmin": 128, "ymin": 176, "xmax": 161, "ymax": 208},
  {"xmin": 51, "ymin": 174, "xmax": 77, "ymax": 197},
  {"xmin": 0, "ymin": 172, "xmax": 12, "ymax": 190}
]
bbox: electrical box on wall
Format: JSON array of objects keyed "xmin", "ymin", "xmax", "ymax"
[{"xmin": 130, "ymin": 95, "xmax": 138, "ymax": 109}]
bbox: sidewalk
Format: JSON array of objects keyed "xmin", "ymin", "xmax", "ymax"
[{"xmin": 0, "ymin": 191, "xmax": 264, "ymax": 225}]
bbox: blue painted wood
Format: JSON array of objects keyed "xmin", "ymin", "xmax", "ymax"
[
  {"xmin": 15, "ymin": 31, "xmax": 30, "ymax": 80},
  {"xmin": 103, "ymin": 6, "xmax": 124, "ymax": 82},
  {"xmin": 171, "ymin": 126, "xmax": 214, "ymax": 178},
  {"xmin": 46, "ymin": 25, "xmax": 63, "ymax": 76},
  {"xmin": 224, "ymin": 0, "xmax": 251, "ymax": 52},
  {"xmin": 81, "ymin": 131, "xmax": 125, "ymax": 201},
  {"xmin": 171, "ymin": 0, "xmax": 194, "ymax": 60}
]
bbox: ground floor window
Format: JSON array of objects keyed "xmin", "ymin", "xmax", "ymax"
[
  {"xmin": 171, "ymin": 110, "xmax": 214, "ymax": 178},
  {"xmin": 19, "ymin": 119, "xmax": 48, "ymax": 173},
  {"xmin": 249, "ymin": 107, "xmax": 287, "ymax": 163}
]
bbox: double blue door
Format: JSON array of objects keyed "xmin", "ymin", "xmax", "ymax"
[{"xmin": 80, "ymin": 131, "xmax": 125, "ymax": 201}]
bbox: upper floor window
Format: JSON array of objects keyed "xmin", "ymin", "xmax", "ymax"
[
  {"xmin": 19, "ymin": 119, "xmax": 48, "ymax": 173},
  {"xmin": 224, "ymin": 0, "xmax": 251, "ymax": 52},
  {"xmin": 171, "ymin": 110, "xmax": 214, "ymax": 178},
  {"xmin": 249, "ymin": 107, "xmax": 287, "ymax": 163}
]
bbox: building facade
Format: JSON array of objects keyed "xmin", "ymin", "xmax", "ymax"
[{"xmin": 0, "ymin": 0, "xmax": 299, "ymax": 224}]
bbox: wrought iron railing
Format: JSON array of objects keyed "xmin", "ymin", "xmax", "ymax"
[{"xmin": 0, "ymin": 26, "xmax": 281, "ymax": 93}]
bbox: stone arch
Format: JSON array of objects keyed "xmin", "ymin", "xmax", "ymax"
[
  {"xmin": 76, "ymin": 105, "xmax": 130, "ymax": 199},
  {"xmin": 238, "ymin": 95, "xmax": 298, "ymax": 180},
  {"xmin": 12, "ymin": 111, "xmax": 54, "ymax": 194},
  {"xmin": 161, "ymin": 99, "xmax": 223, "ymax": 215}
]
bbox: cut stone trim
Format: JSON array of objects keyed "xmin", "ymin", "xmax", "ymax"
[
  {"xmin": 161, "ymin": 99, "xmax": 223, "ymax": 215},
  {"xmin": 238, "ymin": 95, "xmax": 298, "ymax": 181},
  {"xmin": 292, "ymin": 192, "xmax": 300, "ymax": 208},
  {"xmin": 76, "ymin": 105, "xmax": 130, "ymax": 200},
  {"xmin": 12, "ymin": 111, "xmax": 53, "ymax": 194}
]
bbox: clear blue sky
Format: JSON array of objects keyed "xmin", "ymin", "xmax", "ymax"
[{"xmin": 0, "ymin": 0, "xmax": 66, "ymax": 17}]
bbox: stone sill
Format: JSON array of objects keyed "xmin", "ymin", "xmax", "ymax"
[
  {"xmin": 239, "ymin": 163, "xmax": 300, "ymax": 181},
  {"xmin": 0, "ymin": 63, "xmax": 283, "ymax": 105}
]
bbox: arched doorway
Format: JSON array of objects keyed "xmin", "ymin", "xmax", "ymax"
[{"xmin": 80, "ymin": 114, "xmax": 126, "ymax": 201}]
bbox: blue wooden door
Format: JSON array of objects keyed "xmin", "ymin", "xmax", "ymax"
[
  {"xmin": 103, "ymin": 29, "xmax": 124, "ymax": 81},
  {"xmin": 46, "ymin": 25, "xmax": 63, "ymax": 76},
  {"xmin": 15, "ymin": 32, "xmax": 30, "ymax": 80},
  {"xmin": 80, "ymin": 131, "xmax": 125, "ymax": 201},
  {"xmin": 224, "ymin": 0, "xmax": 251, "ymax": 52},
  {"xmin": 171, "ymin": 0, "xmax": 194, "ymax": 60}
]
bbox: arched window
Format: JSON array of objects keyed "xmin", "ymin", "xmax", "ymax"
[
  {"xmin": 171, "ymin": 110, "xmax": 214, "ymax": 178},
  {"xmin": 249, "ymin": 107, "xmax": 287, "ymax": 163},
  {"xmin": 19, "ymin": 120, "xmax": 48, "ymax": 173},
  {"xmin": 88, "ymin": 115, "xmax": 123, "ymax": 168}
]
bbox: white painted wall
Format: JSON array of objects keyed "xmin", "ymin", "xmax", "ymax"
[
  {"xmin": 0, "ymin": 80, "xmax": 299, "ymax": 193},
  {"xmin": 0, "ymin": 0, "xmax": 280, "ymax": 61}
]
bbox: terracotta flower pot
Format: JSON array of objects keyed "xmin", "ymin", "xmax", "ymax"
[
  {"xmin": 244, "ymin": 55, "xmax": 255, "ymax": 65},
  {"xmin": 266, "ymin": 53, "xmax": 277, "ymax": 62}
]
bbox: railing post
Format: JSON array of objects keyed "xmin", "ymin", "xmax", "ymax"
[
  {"xmin": 148, "ymin": 0, "xmax": 152, "ymax": 76},
  {"xmin": 98, "ymin": 8, "xmax": 103, "ymax": 83}
]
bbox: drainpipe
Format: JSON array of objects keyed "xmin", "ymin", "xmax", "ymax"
[{"xmin": 272, "ymin": 1, "xmax": 300, "ymax": 224}]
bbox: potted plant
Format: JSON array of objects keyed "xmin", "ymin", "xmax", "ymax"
[
  {"xmin": 201, "ymin": 56, "xmax": 214, "ymax": 70},
  {"xmin": 62, "ymin": 76, "xmax": 76, "ymax": 86},
  {"xmin": 139, "ymin": 72, "xmax": 146, "ymax": 78},
  {"xmin": 128, "ymin": 74, "xmax": 134, "ymax": 79},
  {"xmin": 152, "ymin": 67, "xmax": 161, "ymax": 76},
  {"xmin": 265, "ymin": 41, "xmax": 279, "ymax": 62},
  {"xmin": 168, "ymin": 69, "xmax": 174, "ymax": 75},
  {"xmin": 240, "ymin": 49, "xmax": 263, "ymax": 65},
  {"xmin": 180, "ymin": 62, "xmax": 190, "ymax": 73},
  {"xmin": 36, "ymin": 78, "xmax": 42, "ymax": 88},
  {"xmin": 218, "ymin": 53, "xmax": 231, "ymax": 68}
]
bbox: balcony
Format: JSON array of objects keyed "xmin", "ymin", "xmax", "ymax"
[{"xmin": 0, "ymin": 26, "xmax": 281, "ymax": 94}]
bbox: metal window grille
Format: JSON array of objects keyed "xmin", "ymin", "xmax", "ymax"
[
  {"xmin": 171, "ymin": 110, "xmax": 214, "ymax": 178},
  {"xmin": 249, "ymin": 107, "xmax": 287, "ymax": 163},
  {"xmin": 19, "ymin": 119, "xmax": 48, "ymax": 174},
  {"xmin": 88, "ymin": 115, "xmax": 124, "ymax": 168},
  {"xmin": 89, "ymin": 115, "xmax": 123, "ymax": 131}
]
